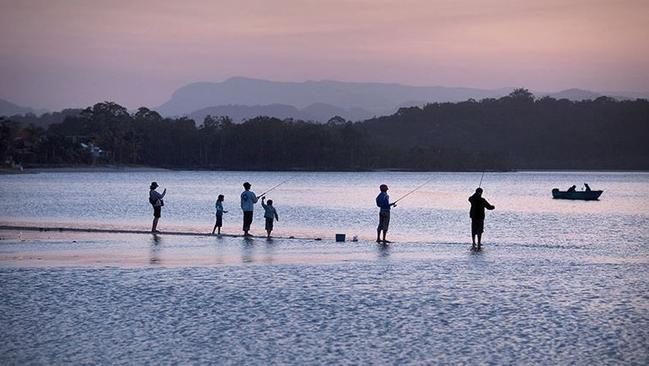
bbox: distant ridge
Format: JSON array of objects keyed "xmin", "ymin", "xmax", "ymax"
[
  {"xmin": 157, "ymin": 77, "xmax": 648, "ymax": 121},
  {"xmin": 0, "ymin": 98, "xmax": 45, "ymax": 117},
  {"xmin": 156, "ymin": 77, "xmax": 514, "ymax": 117},
  {"xmin": 542, "ymin": 88, "xmax": 602, "ymax": 100}
]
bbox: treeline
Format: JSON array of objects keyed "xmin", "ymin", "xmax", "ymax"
[
  {"xmin": 363, "ymin": 89, "xmax": 649, "ymax": 169},
  {"xmin": 1, "ymin": 89, "xmax": 648, "ymax": 170}
]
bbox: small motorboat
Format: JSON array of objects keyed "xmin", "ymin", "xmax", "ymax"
[{"xmin": 552, "ymin": 188, "xmax": 603, "ymax": 200}]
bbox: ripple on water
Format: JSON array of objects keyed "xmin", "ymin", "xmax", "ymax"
[{"xmin": 1, "ymin": 259, "xmax": 649, "ymax": 364}]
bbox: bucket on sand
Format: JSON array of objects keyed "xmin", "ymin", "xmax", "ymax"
[{"xmin": 335, "ymin": 234, "xmax": 346, "ymax": 242}]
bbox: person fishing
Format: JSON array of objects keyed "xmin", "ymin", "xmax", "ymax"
[
  {"xmin": 149, "ymin": 181, "xmax": 166, "ymax": 233},
  {"xmin": 469, "ymin": 187, "xmax": 495, "ymax": 250},
  {"xmin": 240, "ymin": 182, "xmax": 258, "ymax": 237},
  {"xmin": 376, "ymin": 184, "xmax": 396, "ymax": 243},
  {"xmin": 376, "ymin": 176, "xmax": 433, "ymax": 243}
]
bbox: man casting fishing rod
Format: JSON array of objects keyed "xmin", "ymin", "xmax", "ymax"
[
  {"xmin": 240, "ymin": 182, "xmax": 258, "ymax": 237},
  {"xmin": 376, "ymin": 177, "xmax": 435, "ymax": 243},
  {"xmin": 376, "ymin": 184, "xmax": 397, "ymax": 243},
  {"xmin": 469, "ymin": 187, "xmax": 495, "ymax": 251}
]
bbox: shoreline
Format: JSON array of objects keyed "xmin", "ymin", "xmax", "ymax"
[
  {"xmin": 0, "ymin": 224, "xmax": 324, "ymax": 241},
  {"xmin": 0, "ymin": 165, "xmax": 170, "ymax": 174},
  {"xmin": 2, "ymin": 165, "xmax": 648, "ymax": 174},
  {"xmin": 1, "ymin": 226, "xmax": 645, "ymax": 268}
]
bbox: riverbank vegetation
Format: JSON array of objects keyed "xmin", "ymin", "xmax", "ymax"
[{"xmin": 2, "ymin": 89, "xmax": 648, "ymax": 170}]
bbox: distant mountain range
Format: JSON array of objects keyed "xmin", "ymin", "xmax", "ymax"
[
  {"xmin": 0, "ymin": 98, "xmax": 46, "ymax": 117},
  {"xmin": 156, "ymin": 77, "xmax": 649, "ymax": 122},
  {"xmin": 156, "ymin": 77, "xmax": 514, "ymax": 118},
  {"xmin": 3, "ymin": 79, "xmax": 648, "ymax": 124}
]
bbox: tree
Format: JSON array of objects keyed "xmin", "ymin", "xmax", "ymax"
[
  {"xmin": 507, "ymin": 88, "xmax": 535, "ymax": 103},
  {"xmin": 327, "ymin": 115, "xmax": 347, "ymax": 125}
]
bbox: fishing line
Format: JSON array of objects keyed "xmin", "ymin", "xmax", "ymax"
[
  {"xmin": 392, "ymin": 177, "xmax": 435, "ymax": 204},
  {"xmin": 478, "ymin": 171, "xmax": 486, "ymax": 188},
  {"xmin": 258, "ymin": 175, "xmax": 298, "ymax": 197}
]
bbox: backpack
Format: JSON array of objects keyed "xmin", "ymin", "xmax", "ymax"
[{"xmin": 149, "ymin": 192, "xmax": 162, "ymax": 206}]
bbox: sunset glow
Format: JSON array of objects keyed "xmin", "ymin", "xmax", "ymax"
[{"xmin": 1, "ymin": 0, "xmax": 648, "ymax": 109}]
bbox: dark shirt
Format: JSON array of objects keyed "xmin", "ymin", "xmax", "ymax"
[
  {"xmin": 469, "ymin": 194, "xmax": 494, "ymax": 220},
  {"xmin": 150, "ymin": 189, "xmax": 164, "ymax": 207},
  {"xmin": 376, "ymin": 192, "xmax": 391, "ymax": 212}
]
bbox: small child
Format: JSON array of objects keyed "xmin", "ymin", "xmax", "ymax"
[
  {"xmin": 261, "ymin": 197, "xmax": 279, "ymax": 239},
  {"xmin": 212, "ymin": 194, "xmax": 228, "ymax": 235}
]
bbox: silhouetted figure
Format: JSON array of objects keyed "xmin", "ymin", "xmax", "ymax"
[
  {"xmin": 469, "ymin": 187, "xmax": 495, "ymax": 250},
  {"xmin": 149, "ymin": 182, "xmax": 166, "ymax": 233},
  {"xmin": 212, "ymin": 194, "xmax": 228, "ymax": 235},
  {"xmin": 567, "ymin": 185, "xmax": 577, "ymax": 192},
  {"xmin": 240, "ymin": 182, "xmax": 258, "ymax": 236},
  {"xmin": 261, "ymin": 197, "xmax": 279, "ymax": 239},
  {"xmin": 376, "ymin": 184, "xmax": 396, "ymax": 243},
  {"xmin": 584, "ymin": 183, "xmax": 591, "ymax": 192}
]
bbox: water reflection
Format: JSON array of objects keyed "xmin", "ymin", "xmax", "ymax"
[
  {"xmin": 468, "ymin": 245, "xmax": 487, "ymax": 264},
  {"xmin": 210, "ymin": 236, "xmax": 224, "ymax": 264},
  {"xmin": 376, "ymin": 242, "xmax": 391, "ymax": 259},
  {"xmin": 240, "ymin": 239, "xmax": 255, "ymax": 263},
  {"xmin": 263, "ymin": 239, "xmax": 276, "ymax": 264},
  {"xmin": 150, "ymin": 234, "xmax": 162, "ymax": 265}
]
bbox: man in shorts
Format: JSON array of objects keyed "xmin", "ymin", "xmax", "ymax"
[
  {"xmin": 149, "ymin": 181, "xmax": 166, "ymax": 233},
  {"xmin": 240, "ymin": 182, "xmax": 258, "ymax": 236},
  {"xmin": 376, "ymin": 184, "xmax": 396, "ymax": 243}
]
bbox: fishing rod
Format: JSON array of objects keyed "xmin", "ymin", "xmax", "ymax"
[
  {"xmin": 392, "ymin": 177, "xmax": 435, "ymax": 204},
  {"xmin": 478, "ymin": 170, "xmax": 486, "ymax": 188},
  {"xmin": 258, "ymin": 175, "xmax": 298, "ymax": 197}
]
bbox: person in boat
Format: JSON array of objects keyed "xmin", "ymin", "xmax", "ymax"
[
  {"xmin": 567, "ymin": 185, "xmax": 577, "ymax": 192},
  {"xmin": 376, "ymin": 184, "xmax": 396, "ymax": 243},
  {"xmin": 149, "ymin": 181, "xmax": 166, "ymax": 233},
  {"xmin": 584, "ymin": 183, "xmax": 591, "ymax": 192},
  {"xmin": 240, "ymin": 182, "xmax": 258, "ymax": 237},
  {"xmin": 469, "ymin": 187, "xmax": 495, "ymax": 250}
]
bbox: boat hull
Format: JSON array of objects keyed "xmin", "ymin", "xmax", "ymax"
[{"xmin": 552, "ymin": 189, "xmax": 603, "ymax": 200}]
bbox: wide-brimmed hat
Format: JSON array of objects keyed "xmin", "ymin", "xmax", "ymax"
[{"xmin": 150, "ymin": 181, "xmax": 159, "ymax": 189}]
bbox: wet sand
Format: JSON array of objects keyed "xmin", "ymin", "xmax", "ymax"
[
  {"xmin": 1, "ymin": 226, "xmax": 644, "ymax": 268},
  {"xmin": 0, "ymin": 228, "xmax": 444, "ymax": 267}
]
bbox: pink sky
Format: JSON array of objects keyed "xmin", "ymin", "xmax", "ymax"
[{"xmin": 1, "ymin": 0, "xmax": 648, "ymax": 110}]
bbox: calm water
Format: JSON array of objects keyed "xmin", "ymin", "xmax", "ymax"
[
  {"xmin": 1, "ymin": 170, "xmax": 649, "ymax": 246},
  {"xmin": 1, "ymin": 171, "xmax": 649, "ymax": 364}
]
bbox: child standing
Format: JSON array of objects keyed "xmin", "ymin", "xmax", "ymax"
[
  {"xmin": 212, "ymin": 194, "xmax": 228, "ymax": 235},
  {"xmin": 261, "ymin": 197, "xmax": 279, "ymax": 239}
]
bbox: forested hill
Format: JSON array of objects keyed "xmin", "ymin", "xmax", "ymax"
[
  {"xmin": 362, "ymin": 89, "xmax": 649, "ymax": 170},
  {"xmin": 1, "ymin": 89, "xmax": 648, "ymax": 171}
]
